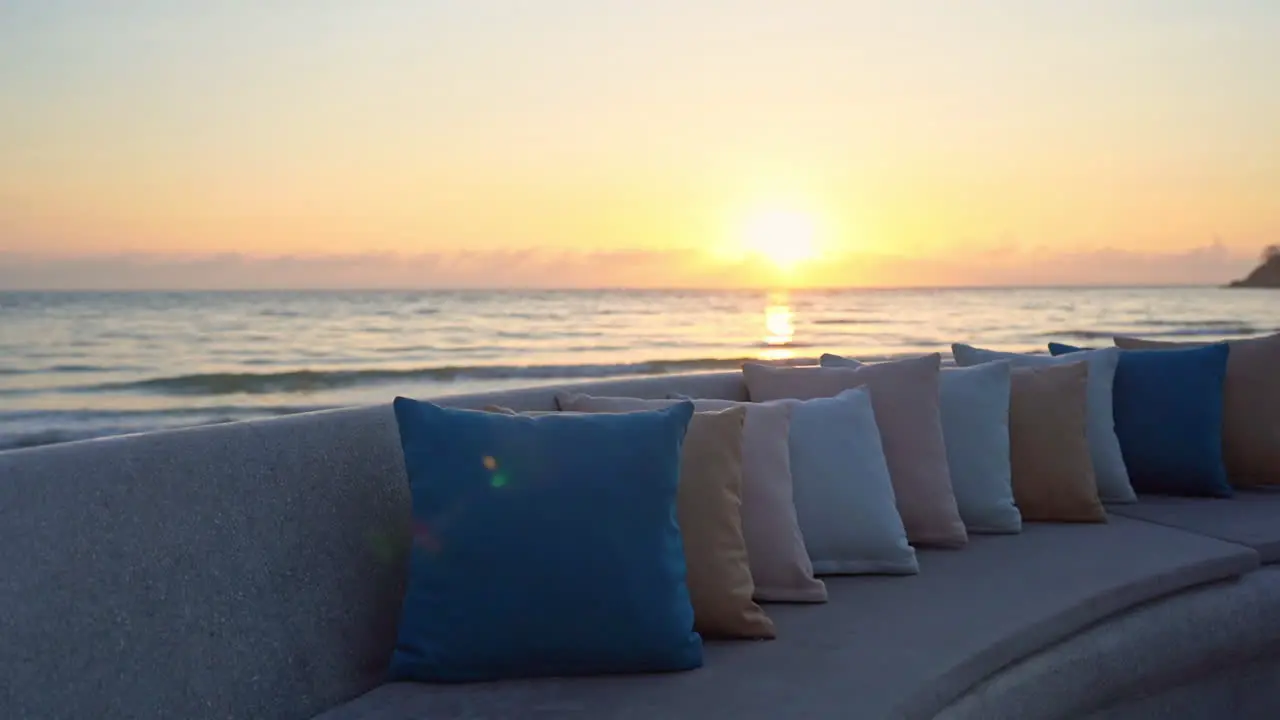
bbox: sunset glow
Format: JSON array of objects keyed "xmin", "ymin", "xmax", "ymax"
[{"xmin": 1, "ymin": 2, "xmax": 1278, "ymax": 289}]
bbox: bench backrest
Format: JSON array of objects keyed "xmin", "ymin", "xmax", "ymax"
[{"xmin": 0, "ymin": 371, "xmax": 746, "ymax": 720}]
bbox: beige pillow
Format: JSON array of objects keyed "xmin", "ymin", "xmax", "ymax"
[
  {"xmin": 1008, "ymin": 362, "xmax": 1106, "ymax": 523},
  {"xmin": 741, "ymin": 355, "xmax": 967, "ymax": 548},
  {"xmin": 1115, "ymin": 332, "xmax": 1280, "ymax": 487},
  {"xmin": 485, "ymin": 403, "xmax": 778, "ymax": 637},
  {"xmin": 555, "ymin": 393, "xmax": 827, "ymax": 604}
]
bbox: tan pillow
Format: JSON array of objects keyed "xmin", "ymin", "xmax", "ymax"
[
  {"xmin": 741, "ymin": 355, "xmax": 967, "ymax": 548},
  {"xmin": 555, "ymin": 393, "xmax": 827, "ymax": 604},
  {"xmin": 1114, "ymin": 332, "xmax": 1280, "ymax": 487},
  {"xmin": 1008, "ymin": 362, "xmax": 1106, "ymax": 523},
  {"xmin": 484, "ymin": 403, "xmax": 778, "ymax": 637}
]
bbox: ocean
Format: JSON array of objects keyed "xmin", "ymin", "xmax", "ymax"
[{"xmin": 0, "ymin": 287, "xmax": 1273, "ymax": 451}]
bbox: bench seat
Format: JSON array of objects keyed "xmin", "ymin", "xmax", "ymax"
[
  {"xmin": 1109, "ymin": 490, "xmax": 1280, "ymax": 563},
  {"xmin": 315, "ymin": 518, "xmax": 1257, "ymax": 720}
]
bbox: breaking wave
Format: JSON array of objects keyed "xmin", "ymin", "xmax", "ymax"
[{"xmin": 81, "ymin": 357, "xmax": 819, "ymax": 396}]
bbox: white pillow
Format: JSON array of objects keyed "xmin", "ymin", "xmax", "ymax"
[
  {"xmin": 676, "ymin": 389, "xmax": 918, "ymax": 576},
  {"xmin": 950, "ymin": 343, "xmax": 1136, "ymax": 503},
  {"xmin": 822, "ymin": 354, "xmax": 1022, "ymax": 534}
]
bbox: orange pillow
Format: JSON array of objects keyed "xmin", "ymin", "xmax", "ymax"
[{"xmin": 1008, "ymin": 362, "xmax": 1106, "ymax": 523}]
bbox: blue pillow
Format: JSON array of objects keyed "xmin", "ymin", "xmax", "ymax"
[
  {"xmin": 1048, "ymin": 342, "xmax": 1232, "ymax": 497},
  {"xmin": 389, "ymin": 397, "xmax": 702, "ymax": 682}
]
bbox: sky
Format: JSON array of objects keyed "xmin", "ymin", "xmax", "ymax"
[{"xmin": 1, "ymin": 0, "xmax": 1278, "ymax": 289}]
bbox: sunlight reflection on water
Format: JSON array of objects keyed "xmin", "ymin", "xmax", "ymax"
[{"xmin": 761, "ymin": 292, "xmax": 797, "ymax": 360}]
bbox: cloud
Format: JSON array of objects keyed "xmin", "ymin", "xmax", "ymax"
[
  {"xmin": 0, "ymin": 241, "xmax": 1261, "ymax": 290},
  {"xmin": 812, "ymin": 239, "xmax": 1256, "ymax": 288}
]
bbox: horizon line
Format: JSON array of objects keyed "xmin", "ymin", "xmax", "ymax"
[{"xmin": 0, "ymin": 282, "xmax": 1238, "ymax": 294}]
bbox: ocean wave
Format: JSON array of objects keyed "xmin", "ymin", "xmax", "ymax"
[
  {"xmin": 811, "ymin": 318, "xmax": 893, "ymax": 326},
  {"xmin": 0, "ymin": 363, "xmax": 137, "ymax": 375},
  {"xmin": 79, "ymin": 357, "xmax": 819, "ymax": 396},
  {"xmin": 1152, "ymin": 326, "xmax": 1261, "ymax": 337},
  {"xmin": 1047, "ymin": 329, "xmax": 1132, "ymax": 341},
  {"xmin": 1050, "ymin": 325, "xmax": 1259, "ymax": 342},
  {"xmin": 1133, "ymin": 319, "xmax": 1254, "ymax": 329}
]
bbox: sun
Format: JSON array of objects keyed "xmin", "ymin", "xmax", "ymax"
[{"xmin": 740, "ymin": 209, "xmax": 821, "ymax": 271}]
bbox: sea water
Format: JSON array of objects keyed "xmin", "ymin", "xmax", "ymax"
[{"xmin": 0, "ymin": 286, "xmax": 1272, "ymax": 450}]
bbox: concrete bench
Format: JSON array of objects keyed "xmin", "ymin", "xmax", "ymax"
[{"xmin": 1, "ymin": 370, "xmax": 1278, "ymax": 720}]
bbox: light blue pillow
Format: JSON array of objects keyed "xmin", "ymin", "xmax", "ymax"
[
  {"xmin": 1048, "ymin": 342, "xmax": 1233, "ymax": 498},
  {"xmin": 671, "ymin": 389, "xmax": 916, "ymax": 575},
  {"xmin": 821, "ymin": 354, "xmax": 1021, "ymax": 534},
  {"xmin": 789, "ymin": 388, "xmax": 917, "ymax": 575},
  {"xmin": 389, "ymin": 397, "xmax": 702, "ymax": 682},
  {"xmin": 950, "ymin": 344, "xmax": 1136, "ymax": 504}
]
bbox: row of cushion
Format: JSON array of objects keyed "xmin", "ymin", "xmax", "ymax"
[
  {"xmin": 1115, "ymin": 332, "xmax": 1280, "ymax": 487},
  {"xmin": 949, "ymin": 344, "xmax": 1132, "ymax": 502},
  {"xmin": 960, "ymin": 331, "xmax": 1280, "ymax": 496},
  {"xmin": 556, "ymin": 353, "xmax": 1119, "ymax": 635},
  {"xmin": 1047, "ymin": 341, "xmax": 1232, "ymax": 498},
  {"xmin": 557, "ymin": 389, "xmax": 910, "ymax": 611},
  {"xmin": 387, "ymin": 352, "xmax": 1090, "ymax": 680},
  {"xmin": 382, "ymin": 330, "xmax": 1279, "ymax": 684},
  {"xmin": 812, "ymin": 355, "xmax": 1104, "ymax": 524}
]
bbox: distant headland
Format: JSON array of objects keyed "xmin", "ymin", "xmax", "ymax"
[{"xmin": 1229, "ymin": 245, "xmax": 1280, "ymax": 288}]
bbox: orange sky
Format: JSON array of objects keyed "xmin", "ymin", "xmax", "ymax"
[{"xmin": 2, "ymin": 2, "xmax": 1278, "ymax": 289}]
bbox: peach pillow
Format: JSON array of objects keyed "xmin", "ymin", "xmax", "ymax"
[
  {"xmin": 741, "ymin": 354, "xmax": 967, "ymax": 548},
  {"xmin": 1115, "ymin": 332, "xmax": 1280, "ymax": 487},
  {"xmin": 486, "ymin": 403, "xmax": 778, "ymax": 637},
  {"xmin": 1008, "ymin": 362, "xmax": 1106, "ymax": 523},
  {"xmin": 554, "ymin": 393, "xmax": 827, "ymax": 604}
]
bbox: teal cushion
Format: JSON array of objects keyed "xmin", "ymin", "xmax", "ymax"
[
  {"xmin": 1048, "ymin": 342, "xmax": 1232, "ymax": 498},
  {"xmin": 389, "ymin": 397, "xmax": 702, "ymax": 682}
]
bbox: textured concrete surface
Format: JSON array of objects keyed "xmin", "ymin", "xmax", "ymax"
[{"xmin": 939, "ymin": 567, "xmax": 1280, "ymax": 720}]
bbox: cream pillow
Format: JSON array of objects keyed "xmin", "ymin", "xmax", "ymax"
[
  {"xmin": 741, "ymin": 354, "xmax": 967, "ymax": 548},
  {"xmin": 554, "ymin": 393, "xmax": 827, "ymax": 603},
  {"xmin": 486, "ymin": 404, "xmax": 779, "ymax": 636},
  {"xmin": 1008, "ymin": 362, "xmax": 1107, "ymax": 523}
]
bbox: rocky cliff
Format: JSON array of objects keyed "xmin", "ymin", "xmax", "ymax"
[{"xmin": 1229, "ymin": 249, "xmax": 1280, "ymax": 288}]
